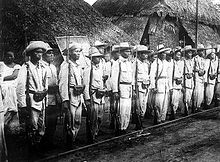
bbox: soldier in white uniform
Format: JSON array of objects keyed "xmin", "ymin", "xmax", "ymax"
[
  {"xmin": 204, "ymin": 47, "xmax": 218, "ymax": 108},
  {"xmin": 111, "ymin": 42, "xmax": 134, "ymax": 134},
  {"xmin": 193, "ymin": 44, "xmax": 207, "ymax": 112},
  {"xmin": 83, "ymin": 47, "xmax": 105, "ymax": 142},
  {"xmin": 17, "ymin": 41, "xmax": 48, "ymax": 150},
  {"xmin": 215, "ymin": 45, "xmax": 220, "ymax": 106},
  {"xmin": 170, "ymin": 47, "xmax": 184, "ymax": 119},
  {"xmin": 150, "ymin": 44, "xmax": 172, "ymax": 124},
  {"xmin": 182, "ymin": 45, "xmax": 195, "ymax": 115},
  {"xmin": 41, "ymin": 44, "xmax": 60, "ymax": 148},
  {"xmin": 134, "ymin": 45, "xmax": 152, "ymax": 118},
  {"xmin": 59, "ymin": 43, "xmax": 84, "ymax": 147},
  {"xmin": 0, "ymin": 62, "xmax": 8, "ymax": 162}
]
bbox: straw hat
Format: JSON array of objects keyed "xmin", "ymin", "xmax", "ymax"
[
  {"xmin": 87, "ymin": 47, "xmax": 103, "ymax": 58},
  {"xmin": 118, "ymin": 42, "xmax": 133, "ymax": 51},
  {"xmin": 25, "ymin": 41, "xmax": 48, "ymax": 55},
  {"xmin": 94, "ymin": 40, "xmax": 108, "ymax": 48},
  {"xmin": 156, "ymin": 44, "xmax": 171, "ymax": 53},
  {"xmin": 62, "ymin": 43, "xmax": 82, "ymax": 55},
  {"xmin": 182, "ymin": 45, "xmax": 196, "ymax": 52},
  {"xmin": 197, "ymin": 44, "xmax": 206, "ymax": 51},
  {"xmin": 135, "ymin": 45, "xmax": 154, "ymax": 53}
]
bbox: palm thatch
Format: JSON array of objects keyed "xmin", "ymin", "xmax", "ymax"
[
  {"xmin": 94, "ymin": 0, "xmax": 220, "ymax": 26},
  {"xmin": 0, "ymin": 0, "xmax": 138, "ymax": 61}
]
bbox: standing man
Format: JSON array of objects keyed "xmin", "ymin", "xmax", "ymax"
[
  {"xmin": 193, "ymin": 44, "xmax": 207, "ymax": 112},
  {"xmin": 0, "ymin": 62, "xmax": 8, "ymax": 162},
  {"xmin": 111, "ymin": 42, "xmax": 133, "ymax": 134},
  {"xmin": 108, "ymin": 45, "xmax": 120, "ymax": 130},
  {"xmin": 204, "ymin": 47, "xmax": 218, "ymax": 109},
  {"xmin": 182, "ymin": 45, "xmax": 195, "ymax": 115},
  {"xmin": 83, "ymin": 47, "xmax": 105, "ymax": 143},
  {"xmin": 150, "ymin": 44, "xmax": 172, "ymax": 124},
  {"xmin": 59, "ymin": 43, "xmax": 84, "ymax": 148},
  {"xmin": 170, "ymin": 47, "xmax": 184, "ymax": 119},
  {"xmin": 17, "ymin": 41, "xmax": 48, "ymax": 151},
  {"xmin": 215, "ymin": 45, "xmax": 220, "ymax": 106},
  {"xmin": 41, "ymin": 44, "xmax": 60, "ymax": 149},
  {"xmin": 134, "ymin": 45, "xmax": 152, "ymax": 119}
]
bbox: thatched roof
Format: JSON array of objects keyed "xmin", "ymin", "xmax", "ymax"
[
  {"xmin": 182, "ymin": 20, "xmax": 220, "ymax": 45},
  {"xmin": 93, "ymin": 0, "xmax": 220, "ymax": 26},
  {"xmin": 0, "ymin": 0, "xmax": 138, "ymax": 60}
]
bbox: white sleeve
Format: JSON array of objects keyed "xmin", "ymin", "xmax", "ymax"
[
  {"xmin": 111, "ymin": 61, "xmax": 120, "ymax": 93},
  {"xmin": 58, "ymin": 62, "xmax": 69, "ymax": 102},
  {"xmin": 16, "ymin": 64, "xmax": 27, "ymax": 108}
]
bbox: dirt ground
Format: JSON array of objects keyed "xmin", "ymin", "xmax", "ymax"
[{"xmin": 57, "ymin": 112, "xmax": 220, "ymax": 162}]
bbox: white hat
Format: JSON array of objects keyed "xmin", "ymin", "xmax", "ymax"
[
  {"xmin": 135, "ymin": 45, "xmax": 154, "ymax": 54},
  {"xmin": 156, "ymin": 44, "xmax": 171, "ymax": 53},
  {"xmin": 25, "ymin": 41, "xmax": 48, "ymax": 55},
  {"xmin": 87, "ymin": 47, "xmax": 103, "ymax": 58},
  {"xmin": 197, "ymin": 44, "xmax": 206, "ymax": 51},
  {"xmin": 94, "ymin": 40, "xmax": 108, "ymax": 48},
  {"xmin": 62, "ymin": 43, "xmax": 82, "ymax": 55},
  {"xmin": 111, "ymin": 45, "xmax": 120, "ymax": 53},
  {"xmin": 206, "ymin": 45, "xmax": 215, "ymax": 56},
  {"xmin": 182, "ymin": 45, "xmax": 196, "ymax": 52},
  {"xmin": 118, "ymin": 42, "xmax": 133, "ymax": 51}
]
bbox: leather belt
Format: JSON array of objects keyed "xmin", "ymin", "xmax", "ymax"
[{"xmin": 120, "ymin": 82, "xmax": 132, "ymax": 85}]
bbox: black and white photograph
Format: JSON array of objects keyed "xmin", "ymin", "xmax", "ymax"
[{"xmin": 0, "ymin": 0, "xmax": 220, "ymax": 161}]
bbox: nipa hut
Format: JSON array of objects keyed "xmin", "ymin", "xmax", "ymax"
[
  {"xmin": 93, "ymin": 0, "xmax": 220, "ymax": 50},
  {"xmin": 0, "ymin": 0, "xmax": 138, "ymax": 62}
]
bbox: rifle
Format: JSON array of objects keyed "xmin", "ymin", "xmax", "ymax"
[
  {"xmin": 86, "ymin": 55, "xmax": 94, "ymax": 144},
  {"xmin": 132, "ymin": 49, "xmax": 142, "ymax": 129},
  {"xmin": 63, "ymin": 35, "xmax": 74, "ymax": 147},
  {"xmin": 183, "ymin": 37, "xmax": 188, "ymax": 115},
  {"xmin": 114, "ymin": 61, "xmax": 121, "ymax": 136},
  {"xmin": 153, "ymin": 51, "xmax": 159, "ymax": 124}
]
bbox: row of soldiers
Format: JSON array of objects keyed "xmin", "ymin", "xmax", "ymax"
[{"xmin": 2, "ymin": 40, "xmax": 220, "ymax": 156}]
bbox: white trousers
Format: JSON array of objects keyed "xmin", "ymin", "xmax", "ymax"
[
  {"xmin": 184, "ymin": 88, "xmax": 193, "ymax": 112},
  {"xmin": 0, "ymin": 112, "xmax": 7, "ymax": 161},
  {"xmin": 205, "ymin": 84, "xmax": 215, "ymax": 106},
  {"xmin": 119, "ymin": 98, "xmax": 131, "ymax": 130},
  {"xmin": 154, "ymin": 91, "xmax": 169, "ymax": 122},
  {"xmin": 193, "ymin": 82, "xmax": 204, "ymax": 108},
  {"xmin": 171, "ymin": 89, "xmax": 182, "ymax": 114},
  {"xmin": 139, "ymin": 91, "xmax": 148, "ymax": 117}
]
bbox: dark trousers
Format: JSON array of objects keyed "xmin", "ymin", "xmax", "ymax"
[{"xmin": 43, "ymin": 105, "xmax": 58, "ymax": 145}]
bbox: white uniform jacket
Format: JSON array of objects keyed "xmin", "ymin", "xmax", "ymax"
[
  {"xmin": 17, "ymin": 61, "xmax": 48, "ymax": 111},
  {"xmin": 205, "ymin": 56, "xmax": 218, "ymax": 85},
  {"xmin": 83, "ymin": 63, "xmax": 104, "ymax": 104},
  {"xmin": 172, "ymin": 59, "xmax": 184, "ymax": 90},
  {"xmin": 111, "ymin": 57, "xmax": 134, "ymax": 98},
  {"xmin": 150, "ymin": 58, "xmax": 172, "ymax": 93},
  {"xmin": 59, "ymin": 61, "xmax": 83, "ymax": 102},
  {"xmin": 184, "ymin": 59, "xmax": 194, "ymax": 89}
]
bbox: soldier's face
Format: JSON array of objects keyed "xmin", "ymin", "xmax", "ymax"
[
  {"xmin": 139, "ymin": 52, "xmax": 148, "ymax": 60},
  {"xmin": 32, "ymin": 48, "xmax": 44, "ymax": 61},
  {"xmin": 159, "ymin": 52, "xmax": 166, "ymax": 60},
  {"xmin": 45, "ymin": 51, "xmax": 54, "ymax": 63},
  {"xmin": 121, "ymin": 50, "xmax": 131, "ymax": 58},
  {"xmin": 198, "ymin": 50, "xmax": 205, "ymax": 57},
  {"xmin": 209, "ymin": 52, "xmax": 215, "ymax": 60},
  {"xmin": 104, "ymin": 53, "xmax": 111, "ymax": 62},
  {"xmin": 175, "ymin": 52, "xmax": 181, "ymax": 61},
  {"xmin": 92, "ymin": 56, "xmax": 101, "ymax": 64},
  {"xmin": 98, "ymin": 47, "xmax": 105, "ymax": 54},
  {"xmin": 186, "ymin": 51, "xmax": 193, "ymax": 59},
  {"xmin": 70, "ymin": 48, "xmax": 81, "ymax": 61}
]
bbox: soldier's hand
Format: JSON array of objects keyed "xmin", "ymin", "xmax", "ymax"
[
  {"xmin": 85, "ymin": 99, "xmax": 91, "ymax": 107},
  {"xmin": 113, "ymin": 92, "xmax": 119, "ymax": 100},
  {"xmin": 152, "ymin": 88, "xmax": 158, "ymax": 93},
  {"xmin": 103, "ymin": 75, "xmax": 108, "ymax": 82},
  {"xmin": 62, "ymin": 101, "xmax": 69, "ymax": 110},
  {"xmin": 181, "ymin": 88, "xmax": 186, "ymax": 93}
]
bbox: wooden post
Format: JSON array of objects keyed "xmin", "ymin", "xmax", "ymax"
[{"xmin": 195, "ymin": 0, "xmax": 199, "ymax": 48}]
